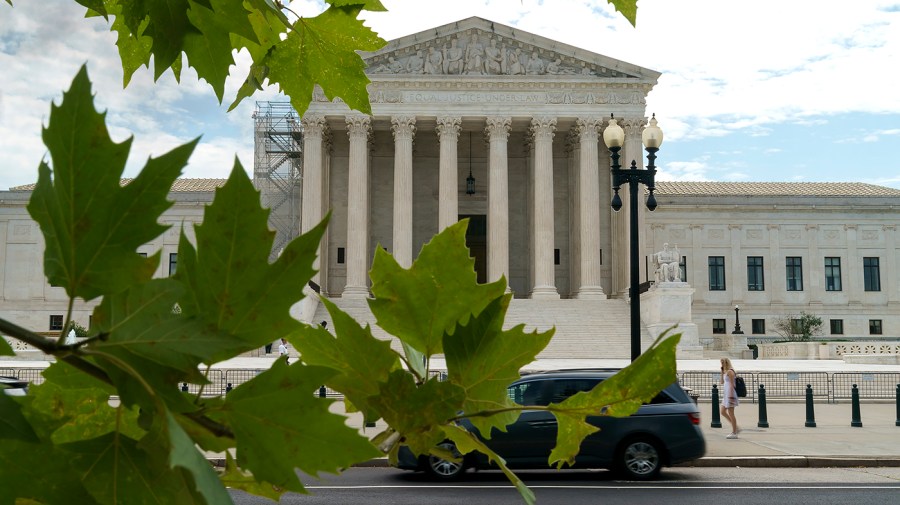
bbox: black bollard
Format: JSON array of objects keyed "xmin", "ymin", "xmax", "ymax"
[
  {"xmin": 850, "ymin": 384, "xmax": 863, "ymax": 427},
  {"xmin": 181, "ymin": 382, "xmax": 189, "ymax": 392},
  {"xmin": 319, "ymin": 385, "xmax": 327, "ymax": 398},
  {"xmin": 895, "ymin": 384, "xmax": 900, "ymax": 427},
  {"xmin": 226, "ymin": 383, "xmax": 233, "ymax": 394},
  {"xmin": 710, "ymin": 384, "xmax": 722, "ymax": 428},
  {"xmin": 805, "ymin": 384, "xmax": 817, "ymax": 427},
  {"xmin": 757, "ymin": 383, "xmax": 769, "ymax": 428}
]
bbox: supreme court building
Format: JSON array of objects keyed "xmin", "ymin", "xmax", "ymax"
[{"xmin": 2, "ymin": 17, "xmax": 899, "ymax": 359}]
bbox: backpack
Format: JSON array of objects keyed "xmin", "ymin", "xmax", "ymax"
[{"xmin": 734, "ymin": 375, "xmax": 747, "ymax": 397}]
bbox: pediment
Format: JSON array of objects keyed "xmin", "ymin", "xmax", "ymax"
[{"xmin": 362, "ymin": 17, "xmax": 658, "ymax": 81}]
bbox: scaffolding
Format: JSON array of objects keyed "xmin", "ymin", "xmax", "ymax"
[{"xmin": 253, "ymin": 102, "xmax": 302, "ymax": 261}]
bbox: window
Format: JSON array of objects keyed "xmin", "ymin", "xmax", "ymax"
[
  {"xmin": 869, "ymin": 319, "xmax": 883, "ymax": 335},
  {"xmin": 708, "ymin": 256, "xmax": 726, "ymax": 291},
  {"xmin": 863, "ymin": 257, "xmax": 881, "ymax": 291},
  {"xmin": 679, "ymin": 256, "xmax": 687, "ymax": 282},
  {"xmin": 712, "ymin": 319, "xmax": 726, "ymax": 334},
  {"xmin": 786, "ymin": 256, "xmax": 803, "ymax": 291},
  {"xmin": 554, "ymin": 248, "xmax": 560, "ymax": 265},
  {"xmin": 168, "ymin": 253, "xmax": 178, "ymax": 276},
  {"xmin": 138, "ymin": 252, "xmax": 148, "ymax": 258},
  {"xmin": 337, "ymin": 247, "xmax": 345, "ymax": 264},
  {"xmin": 830, "ymin": 319, "xmax": 844, "ymax": 335},
  {"xmin": 747, "ymin": 256, "xmax": 764, "ymax": 291},
  {"xmin": 824, "ymin": 257, "xmax": 842, "ymax": 291},
  {"xmin": 790, "ymin": 319, "xmax": 802, "ymax": 334},
  {"xmin": 751, "ymin": 319, "xmax": 766, "ymax": 334},
  {"xmin": 49, "ymin": 315, "xmax": 64, "ymax": 331}
]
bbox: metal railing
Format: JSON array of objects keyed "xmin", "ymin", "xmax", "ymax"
[{"xmin": 4, "ymin": 367, "xmax": 898, "ymax": 403}]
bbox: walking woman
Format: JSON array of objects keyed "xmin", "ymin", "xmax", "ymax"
[{"xmin": 720, "ymin": 357, "xmax": 740, "ymax": 438}]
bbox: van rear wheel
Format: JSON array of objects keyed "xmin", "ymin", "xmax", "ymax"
[
  {"xmin": 615, "ymin": 437, "xmax": 662, "ymax": 480},
  {"xmin": 424, "ymin": 442, "xmax": 465, "ymax": 481}
]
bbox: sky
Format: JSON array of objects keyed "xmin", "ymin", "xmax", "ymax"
[{"xmin": 1, "ymin": 0, "xmax": 899, "ymax": 190}]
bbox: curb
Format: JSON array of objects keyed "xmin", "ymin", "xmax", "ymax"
[{"xmin": 207, "ymin": 456, "xmax": 900, "ymax": 469}]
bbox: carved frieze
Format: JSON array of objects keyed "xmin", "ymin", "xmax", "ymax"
[{"xmin": 365, "ymin": 29, "xmax": 637, "ymax": 79}]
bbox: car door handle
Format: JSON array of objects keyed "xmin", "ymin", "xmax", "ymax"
[{"xmin": 526, "ymin": 420, "xmax": 557, "ymax": 428}]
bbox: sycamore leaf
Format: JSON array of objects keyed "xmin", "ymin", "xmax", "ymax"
[
  {"xmin": 164, "ymin": 411, "xmax": 235, "ymax": 505},
  {"xmin": 0, "ymin": 394, "xmax": 39, "ymax": 443},
  {"xmin": 292, "ymin": 296, "xmax": 400, "ymax": 421},
  {"xmin": 27, "ymin": 362, "xmax": 143, "ymax": 444},
  {"xmin": 183, "ymin": 2, "xmax": 236, "ymax": 101},
  {"xmin": 220, "ymin": 360, "xmax": 379, "ymax": 492},
  {"xmin": 547, "ymin": 333, "xmax": 680, "ymax": 468},
  {"xmin": 122, "ymin": 0, "xmax": 197, "ymax": 79},
  {"xmin": 368, "ymin": 370, "xmax": 466, "ymax": 455},
  {"xmin": 0, "ymin": 439, "xmax": 95, "ymax": 504},
  {"xmin": 328, "ymin": 0, "xmax": 388, "ymax": 11},
  {"xmin": 0, "ymin": 337, "xmax": 12, "ymax": 356},
  {"xmin": 220, "ymin": 452, "xmax": 284, "ymax": 501},
  {"xmin": 76, "ymin": 0, "xmax": 107, "ymax": 16},
  {"xmin": 67, "ymin": 431, "xmax": 206, "ymax": 505},
  {"xmin": 443, "ymin": 424, "xmax": 535, "ymax": 505},
  {"xmin": 369, "ymin": 220, "xmax": 506, "ymax": 356},
  {"xmin": 445, "ymin": 294, "xmax": 552, "ymax": 437},
  {"xmin": 175, "ymin": 163, "xmax": 325, "ymax": 347},
  {"xmin": 264, "ymin": 5, "xmax": 384, "ymax": 115},
  {"xmin": 608, "ymin": 0, "xmax": 638, "ymax": 26},
  {"xmin": 28, "ymin": 65, "xmax": 192, "ymax": 301}
]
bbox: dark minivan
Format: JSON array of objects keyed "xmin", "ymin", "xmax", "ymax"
[{"xmin": 396, "ymin": 369, "xmax": 705, "ymax": 480}]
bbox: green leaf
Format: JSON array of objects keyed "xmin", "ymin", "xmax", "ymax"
[
  {"xmin": 265, "ymin": 5, "xmax": 384, "ymax": 115},
  {"xmin": 0, "ymin": 439, "xmax": 95, "ymax": 504},
  {"xmin": 175, "ymin": 163, "xmax": 324, "ymax": 347},
  {"xmin": 443, "ymin": 424, "xmax": 535, "ymax": 505},
  {"xmin": 28, "ymin": 66, "xmax": 193, "ymax": 300},
  {"xmin": 368, "ymin": 370, "xmax": 466, "ymax": 455},
  {"xmin": 0, "ymin": 394, "xmax": 39, "ymax": 442},
  {"xmin": 328, "ymin": 0, "xmax": 388, "ymax": 11},
  {"xmin": 0, "ymin": 337, "xmax": 13, "ymax": 356},
  {"xmin": 292, "ymin": 297, "xmax": 400, "ymax": 420},
  {"xmin": 445, "ymin": 294, "xmax": 552, "ymax": 437},
  {"xmin": 369, "ymin": 220, "xmax": 506, "ymax": 357},
  {"xmin": 27, "ymin": 362, "xmax": 143, "ymax": 444},
  {"xmin": 220, "ymin": 452, "xmax": 284, "ymax": 501},
  {"xmin": 547, "ymin": 332, "xmax": 680, "ymax": 468},
  {"xmin": 608, "ymin": 0, "xmax": 638, "ymax": 26},
  {"xmin": 165, "ymin": 411, "xmax": 235, "ymax": 505},
  {"xmin": 221, "ymin": 360, "xmax": 379, "ymax": 491},
  {"xmin": 67, "ymin": 431, "xmax": 205, "ymax": 505},
  {"xmin": 183, "ymin": 1, "xmax": 240, "ymax": 101}
]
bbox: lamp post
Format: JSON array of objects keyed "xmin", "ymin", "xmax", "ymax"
[
  {"xmin": 732, "ymin": 304, "xmax": 744, "ymax": 334},
  {"xmin": 603, "ymin": 114, "xmax": 662, "ymax": 362}
]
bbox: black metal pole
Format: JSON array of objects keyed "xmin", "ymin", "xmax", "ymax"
[
  {"xmin": 711, "ymin": 384, "xmax": 722, "ymax": 428},
  {"xmin": 757, "ymin": 383, "xmax": 769, "ymax": 428},
  {"xmin": 628, "ymin": 166, "xmax": 641, "ymax": 362},
  {"xmin": 805, "ymin": 384, "xmax": 817, "ymax": 427},
  {"xmin": 851, "ymin": 384, "xmax": 863, "ymax": 427}
]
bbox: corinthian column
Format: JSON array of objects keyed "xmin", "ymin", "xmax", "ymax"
[
  {"xmin": 436, "ymin": 116, "xmax": 462, "ymax": 231},
  {"xmin": 301, "ymin": 114, "xmax": 328, "ymax": 285},
  {"xmin": 343, "ymin": 114, "xmax": 371, "ymax": 298},
  {"xmin": 391, "ymin": 116, "xmax": 416, "ymax": 268},
  {"xmin": 530, "ymin": 116, "xmax": 559, "ymax": 299},
  {"xmin": 575, "ymin": 117, "xmax": 606, "ymax": 299},
  {"xmin": 485, "ymin": 117, "xmax": 511, "ymax": 286}
]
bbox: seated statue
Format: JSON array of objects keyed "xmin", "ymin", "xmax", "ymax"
[{"xmin": 653, "ymin": 243, "xmax": 681, "ymax": 283}]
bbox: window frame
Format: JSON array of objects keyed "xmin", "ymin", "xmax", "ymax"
[
  {"xmin": 168, "ymin": 253, "xmax": 178, "ymax": 277},
  {"xmin": 49, "ymin": 315, "xmax": 64, "ymax": 331},
  {"xmin": 712, "ymin": 318, "xmax": 727, "ymax": 334},
  {"xmin": 786, "ymin": 256, "xmax": 803, "ymax": 291},
  {"xmin": 747, "ymin": 256, "xmax": 764, "ymax": 291},
  {"xmin": 869, "ymin": 319, "xmax": 883, "ymax": 335},
  {"xmin": 863, "ymin": 257, "xmax": 881, "ymax": 292},
  {"xmin": 824, "ymin": 257, "xmax": 842, "ymax": 291},
  {"xmin": 751, "ymin": 319, "xmax": 766, "ymax": 335},
  {"xmin": 829, "ymin": 319, "xmax": 844, "ymax": 335},
  {"xmin": 708, "ymin": 256, "xmax": 726, "ymax": 291}
]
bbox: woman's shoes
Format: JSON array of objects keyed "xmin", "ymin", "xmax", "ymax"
[{"xmin": 726, "ymin": 433, "xmax": 739, "ymax": 439}]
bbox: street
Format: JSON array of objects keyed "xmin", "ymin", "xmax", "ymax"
[{"xmin": 229, "ymin": 466, "xmax": 900, "ymax": 504}]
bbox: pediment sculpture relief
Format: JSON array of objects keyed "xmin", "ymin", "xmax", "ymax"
[{"xmin": 367, "ymin": 31, "xmax": 630, "ymax": 78}]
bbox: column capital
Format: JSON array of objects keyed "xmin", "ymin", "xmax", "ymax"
[
  {"xmin": 530, "ymin": 116, "xmax": 557, "ymax": 144},
  {"xmin": 301, "ymin": 114, "xmax": 328, "ymax": 136},
  {"xmin": 436, "ymin": 116, "xmax": 462, "ymax": 137},
  {"xmin": 575, "ymin": 117, "xmax": 603, "ymax": 138},
  {"xmin": 622, "ymin": 117, "xmax": 647, "ymax": 138},
  {"xmin": 346, "ymin": 114, "xmax": 371, "ymax": 135},
  {"xmin": 485, "ymin": 116, "xmax": 511, "ymax": 140},
  {"xmin": 391, "ymin": 115, "xmax": 417, "ymax": 140}
]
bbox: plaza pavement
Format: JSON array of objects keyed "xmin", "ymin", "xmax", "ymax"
[{"xmin": 4, "ymin": 356, "xmax": 900, "ymax": 468}]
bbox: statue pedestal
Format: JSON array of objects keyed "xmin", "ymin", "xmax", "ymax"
[
  {"xmin": 640, "ymin": 283, "xmax": 704, "ymax": 359},
  {"xmin": 715, "ymin": 333, "xmax": 749, "ymax": 355}
]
